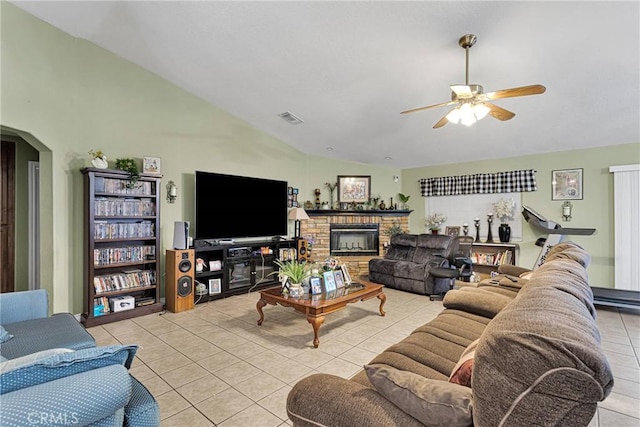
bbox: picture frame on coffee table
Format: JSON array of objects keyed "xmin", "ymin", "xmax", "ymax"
[
  {"xmin": 310, "ymin": 276, "xmax": 323, "ymax": 295},
  {"xmin": 340, "ymin": 264, "xmax": 352, "ymax": 285},
  {"xmin": 323, "ymin": 270, "xmax": 336, "ymax": 292},
  {"xmin": 334, "ymin": 270, "xmax": 345, "ymax": 288}
]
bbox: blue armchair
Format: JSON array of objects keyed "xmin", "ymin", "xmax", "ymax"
[{"xmin": 0, "ymin": 290, "xmax": 159, "ymax": 427}]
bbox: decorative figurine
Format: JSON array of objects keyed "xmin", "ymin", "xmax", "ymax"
[
  {"xmin": 463, "ymin": 223, "xmax": 469, "ymax": 236},
  {"xmin": 474, "ymin": 218, "xmax": 481, "ymax": 242},
  {"xmin": 486, "ymin": 213, "xmax": 494, "ymax": 243}
]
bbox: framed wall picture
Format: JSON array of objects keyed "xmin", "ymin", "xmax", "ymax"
[
  {"xmin": 445, "ymin": 226, "xmax": 461, "ymax": 237},
  {"xmin": 208, "ymin": 278, "xmax": 221, "ymax": 295},
  {"xmin": 323, "ymin": 270, "xmax": 336, "ymax": 292},
  {"xmin": 143, "ymin": 156, "xmax": 161, "ymax": 175},
  {"xmin": 552, "ymin": 169, "xmax": 583, "ymax": 200},
  {"xmin": 337, "ymin": 175, "xmax": 371, "ymax": 203}
]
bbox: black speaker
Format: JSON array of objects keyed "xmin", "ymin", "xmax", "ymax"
[
  {"xmin": 297, "ymin": 239, "xmax": 309, "ymax": 263},
  {"xmin": 166, "ymin": 249, "xmax": 195, "ymax": 313}
]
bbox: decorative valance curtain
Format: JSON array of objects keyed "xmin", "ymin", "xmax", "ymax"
[{"xmin": 420, "ymin": 169, "xmax": 537, "ymax": 197}]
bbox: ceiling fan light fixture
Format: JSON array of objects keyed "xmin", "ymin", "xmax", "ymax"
[{"xmin": 446, "ymin": 103, "xmax": 490, "ymax": 126}]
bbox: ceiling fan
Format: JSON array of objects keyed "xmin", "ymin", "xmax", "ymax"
[{"xmin": 401, "ymin": 34, "xmax": 546, "ymax": 128}]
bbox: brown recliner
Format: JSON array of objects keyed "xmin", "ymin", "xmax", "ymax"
[{"xmin": 368, "ymin": 233, "xmax": 458, "ymax": 295}]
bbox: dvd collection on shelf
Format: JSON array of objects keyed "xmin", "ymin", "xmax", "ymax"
[
  {"xmin": 93, "ymin": 269, "xmax": 156, "ymax": 294},
  {"xmin": 94, "ymin": 245, "xmax": 156, "ymax": 266},
  {"xmin": 94, "ymin": 198, "xmax": 156, "ymax": 217},
  {"xmin": 94, "ymin": 177, "xmax": 153, "ymax": 195},
  {"xmin": 94, "ymin": 220, "xmax": 155, "ymax": 240}
]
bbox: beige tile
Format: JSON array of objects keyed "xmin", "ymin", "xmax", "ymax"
[
  {"xmin": 600, "ymin": 392, "xmax": 640, "ymax": 419},
  {"xmin": 176, "ymin": 374, "xmax": 231, "ymax": 405},
  {"xmin": 337, "ymin": 347, "xmax": 378, "ymax": 366},
  {"xmin": 597, "ymin": 407, "xmax": 640, "ymax": 426},
  {"xmin": 140, "ymin": 375, "xmax": 173, "ymax": 397},
  {"xmin": 233, "ymin": 372, "xmax": 287, "ymax": 401},
  {"xmin": 218, "ymin": 403, "xmax": 283, "ymax": 427},
  {"xmin": 158, "ymin": 329, "xmax": 198, "ymax": 347},
  {"xmin": 130, "ymin": 363, "xmax": 156, "ymax": 381},
  {"xmin": 295, "ymin": 348, "xmax": 335, "ymax": 369},
  {"xmin": 316, "ymin": 357, "xmax": 362, "ymax": 379},
  {"xmin": 136, "ymin": 341, "xmax": 178, "ymax": 364},
  {"xmin": 258, "ymin": 385, "xmax": 292, "ymax": 421},
  {"xmin": 261, "ymin": 359, "xmax": 314, "ymax": 385},
  {"xmin": 147, "ymin": 352, "xmax": 193, "ymax": 375},
  {"xmin": 161, "ymin": 407, "xmax": 213, "ymax": 426},
  {"xmin": 195, "ymin": 387, "xmax": 253, "ymax": 425},
  {"xmin": 160, "ymin": 362, "xmax": 210, "ymax": 389},
  {"xmin": 157, "ymin": 390, "xmax": 192, "ymax": 420},
  {"xmin": 215, "ymin": 360, "xmax": 263, "ymax": 386},
  {"xmin": 244, "ymin": 349, "xmax": 289, "ymax": 370},
  {"xmin": 178, "ymin": 340, "xmax": 224, "ymax": 362},
  {"xmin": 197, "ymin": 351, "xmax": 241, "ymax": 373},
  {"xmin": 226, "ymin": 341, "xmax": 268, "ymax": 360}
]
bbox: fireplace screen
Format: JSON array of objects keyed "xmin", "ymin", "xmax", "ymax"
[{"xmin": 330, "ymin": 224, "xmax": 379, "ymax": 256}]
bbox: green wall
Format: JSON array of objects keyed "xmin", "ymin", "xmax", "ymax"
[
  {"xmin": 0, "ymin": 3, "xmax": 400, "ymax": 314},
  {"xmin": 402, "ymin": 143, "xmax": 640, "ymax": 288}
]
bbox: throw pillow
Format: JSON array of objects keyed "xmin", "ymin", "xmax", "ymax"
[
  {"xmin": 0, "ymin": 325, "xmax": 13, "ymax": 343},
  {"xmin": 0, "ymin": 344, "xmax": 137, "ymax": 395},
  {"xmin": 365, "ymin": 364, "xmax": 473, "ymax": 426},
  {"xmin": 0, "ymin": 348, "xmax": 73, "ymax": 373},
  {"xmin": 449, "ymin": 339, "xmax": 479, "ymax": 388}
]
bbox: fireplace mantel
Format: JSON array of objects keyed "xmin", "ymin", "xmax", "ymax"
[{"xmin": 305, "ymin": 210, "xmax": 412, "ymax": 217}]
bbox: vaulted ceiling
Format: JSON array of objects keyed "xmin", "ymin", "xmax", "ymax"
[{"xmin": 11, "ymin": 1, "xmax": 640, "ymax": 168}]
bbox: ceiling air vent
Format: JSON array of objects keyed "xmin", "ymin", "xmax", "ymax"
[{"xmin": 278, "ymin": 111, "xmax": 304, "ymax": 125}]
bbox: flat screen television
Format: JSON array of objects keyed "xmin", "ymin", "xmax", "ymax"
[{"xmin": 194, "ymin": 171, "xmax": 288, "ymax": 241}]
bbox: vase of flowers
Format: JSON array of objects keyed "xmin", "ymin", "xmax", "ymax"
[
  {"xmin": 425, "ymin": 213, "xmax": 447, "ymax": 234},
  {"xmin": 494, "ymin": 198, "xmax": 516, "ymax": 243},
  {"xmin": 89, "ymin": 150, "xmax": 108, "ymax": 169}
]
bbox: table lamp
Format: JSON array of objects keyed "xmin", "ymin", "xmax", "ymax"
[{"xmin": 288, "ymin": 207, "xmax": 309, "ymax": 239}]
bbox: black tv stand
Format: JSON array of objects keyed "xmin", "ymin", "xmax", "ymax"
[{"xmin": 193, "ymin": 238, "xmax": 295, "ymax": 303}]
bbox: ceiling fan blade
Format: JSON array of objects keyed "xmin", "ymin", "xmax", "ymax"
[
  {"xmin": 433, "ymin": 114, "xmax": 449, "ymax": 129},
  {"xmin": 450, "ymin": 85, "xmax": 472, "ymax": 97},
  {"xmin": 400, "ymin": 100, "xmax": 456, "ymax": 115},
  {"xmin": 484, "ymin": 84, "xmax": 546, "ymax": 100},
  {"xmin": 485, "ymin": 102, "xmax": 516, "ymax": 121}
]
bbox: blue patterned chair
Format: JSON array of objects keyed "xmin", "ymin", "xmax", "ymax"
[{"xmin": 0, "ymin": 290, "xmax": 160, "ymax": 426}]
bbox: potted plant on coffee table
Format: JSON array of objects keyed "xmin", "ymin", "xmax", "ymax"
[{"xmin": 271, "ymin": 259, "xmax": 311, "ymax": 297}]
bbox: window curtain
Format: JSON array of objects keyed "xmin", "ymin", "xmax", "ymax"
[{"xmin": 420, "ymin": 169, "xmax": 537, "ymax": 197}]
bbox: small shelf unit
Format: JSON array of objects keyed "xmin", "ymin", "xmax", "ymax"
[{"xmin": 470, "ymin": 242, "xmax": 519, "ymax": 276}]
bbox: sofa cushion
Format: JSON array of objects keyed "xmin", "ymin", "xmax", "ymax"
[
  {"xmin": 0, "ymin": 348, "xmax": 73, "ymax": 372},
  {"xmin": 365, "ymin": 364, "xmax": 473, "ymax": 426},
  {"xmin": 0, "ymin": 313, "xmax": 96, "ymax": 360},
  {"xmin": 443, "ymin": 287, "xmax": 515, "ymax": 319},
  {"xmin": 448, "ymin": 339, "xmax": 479, "ymax": 387},
  {"xmin": 0, "ymin": 325, "xmax": 13, "ymax": 343},
  {"xmin": 0, "ymin": 345, "xmax": 138, "ymax": 394}
]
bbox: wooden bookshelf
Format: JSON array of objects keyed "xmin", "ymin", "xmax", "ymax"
[{"xmin": 470, "ymin": 242, "xmax": 519, "ymax": 277}]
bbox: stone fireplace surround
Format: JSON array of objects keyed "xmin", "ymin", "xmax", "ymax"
[{"xmin": 300, "ymin": 210, "xmax": 411, "ymax": 277}]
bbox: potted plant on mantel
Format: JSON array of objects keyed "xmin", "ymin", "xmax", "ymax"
[
  {"xmin": 425, "ymin": 213, "xmax": 447, "ymax": 234},
  {"xmin": 271, "ymin": 259, "xmax": 311, "ymax": 297}
]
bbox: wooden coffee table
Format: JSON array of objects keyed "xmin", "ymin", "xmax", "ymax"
[{"xmin": 256, "ymin": 279, "xmax": 386, "ymax": 348}]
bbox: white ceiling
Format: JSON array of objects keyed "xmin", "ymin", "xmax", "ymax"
[{"xmin": 11, "ymin": 1, "xmax": 640, "ymax": 169}]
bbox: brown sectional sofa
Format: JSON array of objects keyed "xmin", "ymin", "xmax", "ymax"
[{"xmin": 287, "ymin": 242, "xmax": 614, "ymax": 426}]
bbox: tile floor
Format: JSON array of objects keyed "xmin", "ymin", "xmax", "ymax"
[{"xmin": 86, "ymin": 288, "xmax": 640, "ymax": 426}]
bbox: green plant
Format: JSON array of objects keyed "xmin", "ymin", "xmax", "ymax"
[
  {"xmin": 270, "ymin": 259, "xmax": 311, "ymax": 284},
  {"xmin": 398, "ymin": 193, "xmax": 410, "ymax": 209},
  {"xmin": 115, "ymin": 158, "xmax": 140, "ymax": 188},
  {"xmin": 384, "ymin": 220, "xmax": 405, "ymax": 236}
]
